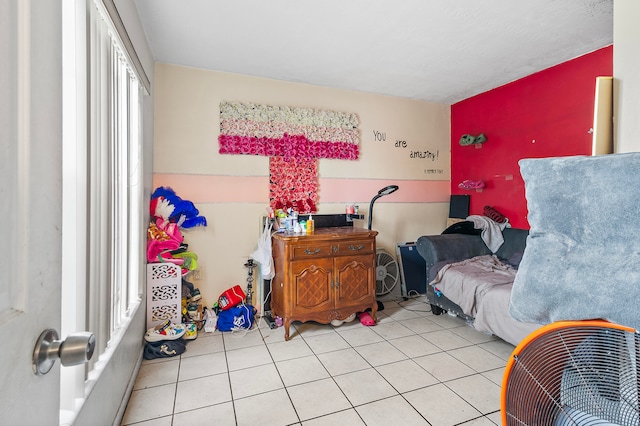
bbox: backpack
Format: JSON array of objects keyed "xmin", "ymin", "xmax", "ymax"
[{"xmin": 216, "ymin": 304, "xmax": 255, "ymax": 331}]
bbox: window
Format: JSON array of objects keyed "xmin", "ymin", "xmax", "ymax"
[{"xmin": 60, "ymin": 0, "xmax": 146, "ymax": 420}]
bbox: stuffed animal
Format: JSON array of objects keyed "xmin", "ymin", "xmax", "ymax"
[
  {"xmin": 150, "ymin": 186, "xmax": 207, "ymax": 228},
  {"xmin": 147, "ymin": 187, "xmax": 207, "ymax": 272}
]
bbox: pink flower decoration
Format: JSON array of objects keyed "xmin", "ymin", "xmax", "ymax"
[
  {"xmin": 219, "ymin": 102, "xmax": 361, "ymax": 212},
  {"xmin": 268, "ymin": 156, "xmax": 318, "ymax": 213},
  {"xmin": 218, "ymin": 134, "xmax": 358, "ymax": 161}
]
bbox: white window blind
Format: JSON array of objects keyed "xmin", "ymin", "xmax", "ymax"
[
  {"xmin": 86, "ymin": 0, "xmax": 143, "ymax": 363},
  {"xmin": 60, "ymin": 0, "xmax": 144, "ymax": 420}
]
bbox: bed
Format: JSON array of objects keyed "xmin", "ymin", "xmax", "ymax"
[
  {"xmin": 416, "ymin": 228, "xmax": 541, "ymax": 346},
  {"xmin": 430, "ymin": 254, "xmax": 540, "ymax": 346}
]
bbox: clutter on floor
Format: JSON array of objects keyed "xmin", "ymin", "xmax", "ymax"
[
  {"xmin": 144, "ymin": 187, "xmax": 207, "ymax": 357},
  {"xmin": 144, "ymin": 190, "xmax": 391, "ymax": 353},
  {"xmin": 143, "ymin": 319, "xmax": 188, "ymax": 360}
]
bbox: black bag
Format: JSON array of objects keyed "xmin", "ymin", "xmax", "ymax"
[{"xmin": 143, "ymin": 338, "xmax": 186, "ymax": 359}]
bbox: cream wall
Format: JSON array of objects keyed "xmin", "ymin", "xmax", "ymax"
[
  {"xmin": 153, "ymin": 63, "xmax": 451, "ymax": 309},
  {"xmin": 613, "ymin": 1, "xmax": 640, "ymax": 153}
]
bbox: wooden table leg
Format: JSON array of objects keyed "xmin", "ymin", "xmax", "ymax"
[{"xmin": 284, "ymin": 318, "xmax": 291, "ymax": 341}]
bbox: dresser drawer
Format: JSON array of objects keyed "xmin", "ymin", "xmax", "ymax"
[
  {"xmin": 291, "ymin": 243, "xmax": 336, "ymax": 260},
  {"xmin": 335, "ymin": 240, "xmax": 375, "ymax": 255}
]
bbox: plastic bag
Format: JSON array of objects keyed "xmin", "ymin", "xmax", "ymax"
[
  {"xmin": 203, "ymin": 308, "xmax": 217, "ymax": 333},
  {"xmin": 250, "ymin": 220, "xmax": 275, "ymax": 280}
]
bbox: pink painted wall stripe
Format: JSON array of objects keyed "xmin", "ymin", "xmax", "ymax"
[
  {"xmin": 153, "ymin": 174, "xmax": 450, "ymax": 204},
  {"xmin": 152, "ymin": 174, "xmax": 269, "ymax": 203},
  {"xmin": 319, "ymin": 179, "xmax": 450, "ymax": 203}
]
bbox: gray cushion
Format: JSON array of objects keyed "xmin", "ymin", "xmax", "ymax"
[
  {"xmin": 494, "ymin": 228, "xmax": 528, "ymax": 260},
  {"xmin": 510, "ymin": 153, "xmax": 640, "ymax": 330}
]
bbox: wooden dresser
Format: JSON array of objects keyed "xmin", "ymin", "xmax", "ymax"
[{"xmin": 271, "ymin": 227, "xmax": 378, "ymax": 340}]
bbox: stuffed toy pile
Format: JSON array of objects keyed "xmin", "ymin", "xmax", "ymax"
[{"xmin": 147, "ymin": 186, "xmax": 207, "ymax": 276}]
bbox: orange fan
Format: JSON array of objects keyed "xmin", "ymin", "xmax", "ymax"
[{"xmin": 502, "ymin": 320, "xmax": 639, "ymax": 425}]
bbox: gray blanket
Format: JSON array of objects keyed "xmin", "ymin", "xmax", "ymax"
[{"xmin": 511, "ymin": 153, "xmax": 640, "ymax": 330}]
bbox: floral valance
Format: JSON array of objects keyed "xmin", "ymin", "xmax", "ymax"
[{"xmin": 218, "ymin": 101, "xmax": 360, "ymax": 160}]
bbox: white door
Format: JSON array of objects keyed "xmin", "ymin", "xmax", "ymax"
[{"xmin": 1, "ymin": 1, "xmax": 64, "ymax": 423}]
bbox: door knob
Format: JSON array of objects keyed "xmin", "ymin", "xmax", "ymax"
[{"xmin": 32, "ymin": 329, "xmax": 96, "ymax": 375}]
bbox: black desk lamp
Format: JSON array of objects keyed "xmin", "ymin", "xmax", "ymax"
[{"xmin": 367, "ymin": 185, "xmax": 399, "ymax": 230}]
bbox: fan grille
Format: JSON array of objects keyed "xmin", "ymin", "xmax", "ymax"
[
  {"xmin": 502, "ymin": 320, "xmax": 639, "ymax": 425},
  {"xmin": 375, "ymin": 249, "xmax": 399, "ymax": 296}
]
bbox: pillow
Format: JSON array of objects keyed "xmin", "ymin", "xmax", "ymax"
[
  {"xmin": 441, "ymin": 221, "xmax": 482, "ymax": 235},
  {"xmin": 510, "ymin": 153, "xmax": 640, "ymax": 330}
]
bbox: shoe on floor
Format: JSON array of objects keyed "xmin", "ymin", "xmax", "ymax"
[
  {"xmin": 144, "ymin": 321, "xmax": 186, "ymax": 342},
  {"xmin": 183, "ymin": 322, "xmax": 197, "ymax": 340},
  {"xmin": 358, "ymin": 312, "xmax": 376, "ymax": 326}
]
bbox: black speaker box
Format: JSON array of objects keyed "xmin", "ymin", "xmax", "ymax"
[{"xmin": 396, "ymin": 242, "xmax": 427, "ymax": 296}]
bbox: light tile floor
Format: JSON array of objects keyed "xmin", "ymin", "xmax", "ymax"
[{"xmin": 121, "ymin": 296, "xmax": 515, "ymax": 426}]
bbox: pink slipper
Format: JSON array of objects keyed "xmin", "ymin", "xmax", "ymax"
[
  {"xmin": 458, "ymin": 180, "xmax": 485, "ymax": 190},
  {"xmin": 358, "ymin": 312, "xmax": 375, "ymax": 326}
]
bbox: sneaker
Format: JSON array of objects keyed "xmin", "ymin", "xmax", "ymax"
[
  {"xmin": 187, "ymin": 303, "xmax": 199, "ymax": 320},
  {"xmin": 144, "ymin": 321, "xmax": 186, "ymax": 342},
  {"xmin": 183, "ymin": 322, "xmax": 197, "ymax": 340},
  {"xmin": 153, "ymin": 319, "xmax": 171, "ymax": 332},
  {"xmin": 189, "ymin": 288, "xmax": 201, "ymax": 303}
]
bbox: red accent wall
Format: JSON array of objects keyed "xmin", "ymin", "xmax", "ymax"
[{"xmin": 451, "ymin": 45, "xmax": 613, "ymax": 229}]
